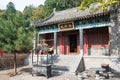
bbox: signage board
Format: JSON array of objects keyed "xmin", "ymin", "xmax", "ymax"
[{"xmin": 58, "ymin": 21, "xmax": 74, "ymax": 31}]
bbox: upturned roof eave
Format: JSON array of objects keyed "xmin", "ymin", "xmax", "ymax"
[{"xmin": 34, "ymin": 10, "xmax": 116, "ymax": 27}]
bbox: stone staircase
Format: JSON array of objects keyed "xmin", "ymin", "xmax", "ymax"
[
  {"xmin": 51, "ymin": 54, "xmax": 83, "ymax": 74},
  {"xmin": 28, "ymin": 53, "xmax": 83, "ymax": 74}
]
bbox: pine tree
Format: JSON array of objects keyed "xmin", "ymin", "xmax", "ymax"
[{"xmin": 0, "ymin": 2, "xmax": 34, "ymax": 75}]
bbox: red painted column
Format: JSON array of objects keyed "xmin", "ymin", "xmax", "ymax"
[
  {"xmin": 83, "ymin": 33, "xmax": 88, "ymax": 55},
  {"xmin": 58, "ymin": 34, "xmax": 64, "ymax": 54},
  {"xmin": 77, "ymin": 35, "xmax": 80, "ymax": 54},
  {"xmin": 65, "ymin": 36, "xmax": 69, "ymax": 54}
]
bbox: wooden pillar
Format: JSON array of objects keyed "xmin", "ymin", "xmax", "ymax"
[
  {"xmin": 64, "ymin": 35, "xmax": 66, "ymax": 55},
  {"xmin": 79, "ymin": 29, "xmax": 84, "ymax": 56},
  {"xmin": 54, "ymin": 32, "xmax": 57, "ymax": 54}
]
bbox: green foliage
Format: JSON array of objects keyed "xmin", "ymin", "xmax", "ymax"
[
  {"xmin": 21, "ymin": 0, "xmax": 81, "ymax": 20},
  {"xmin": 14, "ymin": 27, "xmax": 33, "ymax": 53},
  {"xmin": 79, "ymin": 0, "xmax": 119, "ymax": 11},
  {"xmin": 44, "ymin": 0, "xmax": 56, "ymax": 17},
  {"xmin": 0, "ymin": 9, "xmax": 6, "ymax": 19},
  {"xmin": 32, "ymin": 5, "xmax": 44, "ymax": 20},
  {"xmin": 0, "ymin": 2, "xmax": 34, "ymax": 53},
  {"xmin": 6, "ymin": 2, "xmax": 16, "ymax": 16},
  {"xmin": 23, "ymin": 5, "xmax": 35, "ymax": 20},
  {"xmin": 44, "ymin": 0, "xmax": 80, "ymax": 17},
  {"xmin": 56, "ymin": 0, "xmax": 80, "ymax": 10}
]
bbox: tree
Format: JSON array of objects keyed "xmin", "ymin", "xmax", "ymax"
[
  {"xmin": 0, "ymin": 2, "xmax": 34, "ymax": 75},
  {"xmin": 32, "ymin": 5, "xmax": 44, "ymax": 20},
  {"xmin": 56, "ymin": 0, "xmax": 80, "ymax": 10},
  {"xmin": 79, "ymin": 0, "xmax": 119, "ymax": 11},
  {"xmin": 6, "ymin": 2, "xmax": 16, "ymax": 15},
  {"xmin": 23, "ymin": 5, "xmax": 35, "ymax": 20},
  {"xmin": 44, "ymin": 0, "xmax": 56, "ymax": 17},
  {"xmin": 0, "ymin": 9, "xmax": 6, "ymax": 19},
  {"xmin": 44, "ymin": 0, "xmax": 80, "ymax": 17}
]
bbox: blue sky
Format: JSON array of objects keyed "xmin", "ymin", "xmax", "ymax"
[{"xmin": 0, "ymin": 0, "xmax": 45, "ymax": 11}]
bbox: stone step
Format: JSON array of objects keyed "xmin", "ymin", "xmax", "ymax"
[
  {"xmin": 52, "ymin": 54, "xmax": 82, "ymax": 73},
  {"xmin": 31, "ymin": 54, "xmax": 82, "ymax": 74}
]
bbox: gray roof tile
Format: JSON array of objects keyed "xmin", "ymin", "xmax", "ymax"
[{"xmin": 34, "ymin": 7, "xmax": 110, "ymax": 27}]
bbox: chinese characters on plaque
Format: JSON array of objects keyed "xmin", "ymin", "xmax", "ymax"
[{"xmin": 58, "ymin": 22, "xmax": 74, "ymax": 31}]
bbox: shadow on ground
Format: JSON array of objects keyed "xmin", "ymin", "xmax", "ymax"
[
  {"xmin": 20, "ymin": 67, "xmax": 32, "ymax": 74},
  {"xmin": 19, "ymin": 66, "xmax": 66, "ymax": 78},
  {"xmin": 110, "ymin": 67, "xmax": 120, "ymax": 79}
]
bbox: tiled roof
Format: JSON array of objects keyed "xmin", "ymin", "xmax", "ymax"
[{"xmin": 34, "ymin": 7, "xmax": 111, "ymax": 27}]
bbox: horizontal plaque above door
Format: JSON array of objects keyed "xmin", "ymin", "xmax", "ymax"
[{"xmin": 58, "ymin": 21, "xmax": 74, "ymax": 31}]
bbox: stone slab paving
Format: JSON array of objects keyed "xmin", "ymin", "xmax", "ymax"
[
  {"xmin": 9, "ymin": 73, "xmax": 77, "ymax": 80},
  {"xmin": 0, "ymin": 65, "xmax": 120, "ymax": 80},
  {"xmin": 0, "ymin": 66, "xmax": 78, "ymax": 80},
  {"xmin": 0, "ymin": 75, "xmax": 9, "ymax": 80}
]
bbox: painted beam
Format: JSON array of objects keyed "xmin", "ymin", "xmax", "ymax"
[
  {"xmin": 76, "ymin": 21, "xmax": 110, "ymax": 29},
  {"xmin": 38, "ymin": 21, "xmax": 111, "ymax": 34},
  {"xmin": 38, "ymin": 25, "xmax": 58, "ymax": 34}
]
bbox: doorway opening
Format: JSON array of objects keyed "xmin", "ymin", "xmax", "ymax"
[{"xmin": 69, "ymin": 34, "xmax": 77, "ymax": 53}]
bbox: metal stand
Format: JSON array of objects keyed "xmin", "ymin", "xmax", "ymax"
[{"xmin": 32, "ymin": 41, "xmax": 52, "ymax": 78}]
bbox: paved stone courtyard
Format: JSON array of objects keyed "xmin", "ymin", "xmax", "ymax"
[
  {"xmin": 0, "ymin": 65, "xmax": 120, "ymax": 80},
  {"xmin": 0, "ymin": 66, "xmax": 77, "ymax": 80}
]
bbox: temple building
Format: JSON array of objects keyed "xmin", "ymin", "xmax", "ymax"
[
  {"xmin": 32, "ymin": 5, "xmax": 120, "ymax": 72},
  {"xmin": 33, "ymin": 7, "xmax": 111, "ymax": 56}
]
